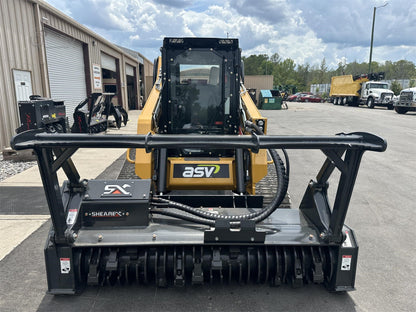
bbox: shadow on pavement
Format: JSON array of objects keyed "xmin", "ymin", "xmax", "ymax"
[{"xmin": 36, "ymin": 283, "xmax": 356, "ymax": 312}]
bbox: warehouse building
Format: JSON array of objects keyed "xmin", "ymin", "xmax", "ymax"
[
  {"xmin": 0, "ymin": 0, "xmax": 153, "ymax": 149},
  {"xmin": 244, "ymin": 75, "xmax": 274, "ymax": 104}
]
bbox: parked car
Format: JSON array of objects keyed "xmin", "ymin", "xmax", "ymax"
[
  {"xmin": 298, "ymin": 94, "xmax": 324, "ymax": 103},
  {"xmin": 287, "ymin": 92, "xmax": 312, "ymax": 101}
]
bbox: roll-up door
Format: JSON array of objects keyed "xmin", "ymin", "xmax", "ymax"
[
  {"xmin": 44, "ymin": 29, "xmax": 87, "ymax": 126},
  {"xmin": 101, "ymin": 53, "xmax": 116, "ymax": 71},
  {"xmin": 126, "ymin": 64, "xmax": 134, "ymax": 77},
  {"xmin": 125, "ymin": 64, "xmax": 137, "ymax": 109},
  {"xmin": 101, "ymin": 52, "xmax": 120, "ymax": 106}
]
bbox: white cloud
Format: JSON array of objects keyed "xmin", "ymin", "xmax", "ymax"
[
  {"xmin": 129, "ymin": 34, "xmax": 140, "ymax": 40},
  {"xmin": 273, "ymin": 31, "xmax": 326, "ymax": 66},
  {"xmin": 44, "ymin": 0, "xmax": 416, "ymax": 69}
]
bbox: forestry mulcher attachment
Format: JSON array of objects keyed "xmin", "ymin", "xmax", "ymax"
[{"xmin": 11, "ymin": 38, "xmax": 386, "ymax": 294}]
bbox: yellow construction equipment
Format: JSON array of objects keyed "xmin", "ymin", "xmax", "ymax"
[
  {"xmin": 131, "ymin": 39, "xmax": 269, "ymax": 195},
  {"xmin": 11, "ymin": 37, "xmax": 387, "ymax": 294}
]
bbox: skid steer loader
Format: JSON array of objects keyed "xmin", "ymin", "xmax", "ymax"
[{"xmin": 11, "ymin": 37, "xmax": 386, "ymax": 294}]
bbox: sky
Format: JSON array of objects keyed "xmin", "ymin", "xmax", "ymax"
[{"xmin": 44, "ymin": 0, "xmax": 416, "ymax": 69}]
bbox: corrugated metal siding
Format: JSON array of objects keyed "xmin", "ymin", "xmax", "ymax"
[
  {"xmin": 143, "ymin": 58, "xmax": 153, "ymax": 77},
  {"xmin": 244, "ymin": 75, "xmax": 274, "ymax": 104},
  {"xmin": 39, "ymin": 7, "xmax": 126, "ymax": 72},
  {"xmin": 39, "ymin": 6, "xmax": 137, "ymax": 110},
  {"xmin": 244, "ymin": 75, "xmax": 274, "ymax": 89},
  {"xmin": 1, "ymin": 0, "xmax": 144, "ymax": 148},
  {"xmin": 0, "ymin": 0, "xmax": 42, "ymax": 149},
  {"xmin": 40, "ymin": 8, "xmax": 98, "ymax": 63},
  {"xmin": 143, "ymin": 58, "xmax": 154, "ymax": 100}
]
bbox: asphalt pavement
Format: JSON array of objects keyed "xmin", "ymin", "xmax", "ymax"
[
  {"xmin": 0, "ymin": 110, "xmax": 140, "ymax": 262},
  {"xmin": 0, "ymin": 102, "xmax": 415, "ymax": 311}
]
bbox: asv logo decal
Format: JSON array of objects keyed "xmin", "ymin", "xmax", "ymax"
[
  {"xmin": 173, "ymin": 164, "xmax": 229, "ymax": 178},
  {"xmin": 102, "ymin": 184, "xmax": 131, "ymax": 196},
  {"xmin": 182, "ymin": 165, "xmax": 220, "ymax": 178}
]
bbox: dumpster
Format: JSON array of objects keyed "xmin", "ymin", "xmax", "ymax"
[{"xmin": 258, "ymin": 89, "xmax": 282, "ymax": 109}]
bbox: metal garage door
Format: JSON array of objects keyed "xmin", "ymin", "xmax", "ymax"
[
  {"xmin": 125, "ymin": 64, "xmax": 134, "ymax": 76},
  {"xmin": 44, "ymin": 29, "xmax": 87, "ymax": 126},
  {"xmin": 101, "ymin": 53, "xmax": 117, "ymax": 72}
]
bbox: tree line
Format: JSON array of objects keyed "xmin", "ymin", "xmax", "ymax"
[{"xmin": 242, "ymin": 54, "xmax": 416, "ymax": 93}]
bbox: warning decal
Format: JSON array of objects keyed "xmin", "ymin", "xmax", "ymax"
[
  {"xmin": 66, "ymin": 209, "xmax": 77, "ymax": 225},
  {"xmin": 60, "ymin": 258, "xmax": 71, "ymax": 274},
  {"xmin": 341, "ymin": 255, "xmax": 352, "ymax": 271}
]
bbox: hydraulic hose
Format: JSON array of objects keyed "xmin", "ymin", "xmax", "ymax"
[
  {"xmin": 150, "ymin": 207, "xmax": 216, "ymax": 226},
  {"xmin": 246, "ymin": 120, "xmax": 290, "ymax": 179},
  {"xmin": 150, "ymin": 120, "xmax": 290, "ymax": 226},
  {"xmin": 151, "ymin": 146, "xmax": 288, "ymax": 224}
]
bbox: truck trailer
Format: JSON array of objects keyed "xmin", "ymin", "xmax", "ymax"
[{"xmin": 330, "ymin": 73, "xmax": 394, "ymax": 109}]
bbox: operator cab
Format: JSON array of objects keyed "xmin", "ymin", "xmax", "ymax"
[
  {"xmin": 158, "ymin": 37, "xmax": 242, "ymax": 157},
  {"xmin": 170, "ymin": 52, "xmax": 224, "ymax": 134}
]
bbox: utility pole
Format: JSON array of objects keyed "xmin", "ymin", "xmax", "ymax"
[{"xmin": 368, "ymin": 2, "xmax": 388, "ymax": 73}]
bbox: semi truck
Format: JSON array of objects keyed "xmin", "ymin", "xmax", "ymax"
[
  {"xmin": 394, "ymin": 87, "xmax": 416, "ymax": 114},
  {"xmin": 330, "ymin": 73, "xmax": 394, "ymax": 109}
]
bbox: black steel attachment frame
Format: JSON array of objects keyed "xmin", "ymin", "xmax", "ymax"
[
  {"xmin": 12, "ymin": 130, "xmax": 386, "ymax": 246},
  {"xmin": 12, "ymin": 131, "xmax": 386, "ymax": 152}
]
